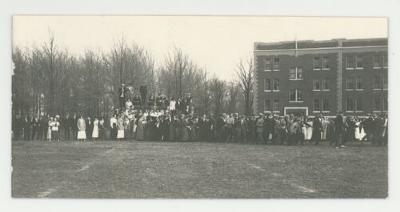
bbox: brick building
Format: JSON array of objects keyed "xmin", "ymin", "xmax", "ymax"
[{"xmin": 253, "ymin": 38, "xmax": 388, "ymax": 116}]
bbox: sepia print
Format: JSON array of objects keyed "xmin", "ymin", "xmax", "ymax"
[{"xmin": 11, "ymin": 16, "xmax": 388, "ymax": 198}]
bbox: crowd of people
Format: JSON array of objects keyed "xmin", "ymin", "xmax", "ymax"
[
  {"xmin": 12, "ymin": 84, "xmax": 388, "ymax": 147},
  {"xmin": 12, "ymin": 108, "xmax": 388, "ymax": 147}
]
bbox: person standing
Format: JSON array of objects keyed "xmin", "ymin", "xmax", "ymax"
[
  {"xmin": 47, "ymin": 117, "xmax": 53, "ymax": 141},
  {"xmin": 110, "ymin": 114, "xmax": 118, "ymax": 140},
  {"xmin": 255, "ymin": 114, "xmax": 264, "ymax": 143},
  {"xmin": 53, "ymin": 117, "xmax": 61, "ymax": 142},
  {"xmin": 312, "ymin": 115, "xmax": 323, "ymax": 145},
  {"xmin": 86, "ymin": 117, "xmax": 92, "ymax": 140},
  {"xmin": 119, "ymin": 83, "xmax": 127, "ymax": 109},
  {"xmin": 77, "ymin": 115, "xmax": 86, "ymax": 142},
  {"xmin": 31, "ymin": 116, "xmax": 40, "ymax": 140},
  {"xmin": 334, "ymin": 112, "xmax": 346, "ymax": 148},
  {"xmin": 92, "ymin": 117, "xmax": 99, "ymax": 141},
  {"xmin": 117, "ymin": 114, "xmax": 125, "ymax": 141}
]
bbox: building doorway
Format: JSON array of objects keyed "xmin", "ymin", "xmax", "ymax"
[{"xmin": 284, "ymin": 107, "xmax": 308, "ymax": 116}]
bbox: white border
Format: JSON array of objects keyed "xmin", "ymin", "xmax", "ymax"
[{"xmin": 1, "ymin": 0, "xmax": 400, "ymax": 212}]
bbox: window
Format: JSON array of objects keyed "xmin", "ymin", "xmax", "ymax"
[
  {"xmin": 355, "ymin": 55, "xmax": 363, "ymax": 69},
  {"xmin": 374, "ymin": 95, "xmax": 388, "ymax": 111},
  {"xmin": 273, "ymin": 57, "xmax": 280, "ymax": 71},
  {"xmin": 297, "ymin": 89, "xmax": 303, "ymax": 101},
  {"xmin": 313, "ymin": 80, "xmax": 321, "ymax": 90},
  {"xmin": 356, "ymin": 78, "xmax": 363, "ymax": 90},
  {"xmin": 289, "ymin": 67, "xmax": 303, "ymax": 80},
  {"xmin": 273, "ymin": 99, "xmax": 279, "ymax": 111},
  {"xmin": 313, "ymin": 56, "xmax": 320, "ymax": 70},
  {"xmin": 346, "ymin": 98, "xmax": 355, "ymax": 111},
  {"xmin": 289, "ymin": 89, "xmax": 303, "ymax": 102},
  {"xmin": 346, "ymin": 78, "xmax": 355, "ymax": 90},
  {"xmin": 289, "ymin": 68, "xmax": 296, "ymax": 79},
  {"xmin": 264, "ymin": 78, "xmax": 271, "ymax": 91},
  {"xmin": 383, "ymin": 53, "xmax": 388, "ymax": 68},
  {"xmin": 383, "ymin": 74, "xmax": 388, "ymax": 89},
  {"xmin": 273, "ymin": 79, "xmax": 280, "ymax": 91},
  {"xmin": 265, "ymin": 58, "xmax": 272, "ymax": 71},
  {"xmin": 374, "ymin": 96, "xmax": 381, "ymax": 111},
  {"xmin": 297, "ymin": 68, "xmax": 303, "ymax": 79},
  {"xmin": 322, "ymin": 56, "xmax": 329, "ymax": 70},
  {"xmin": 264, "ymin": 99, "xmax": 271, "ymax": 111},
  {"xmin": 289, "ymin": 90, "xmax": 296, "ymax": 101},
  {"xmin": 373, "ymin": 75, "xmax": 382, "ymax": 89},
  {"xmin": 313, "ymin": 99, "xmax": 320, "ymax": 111},
  {"xmin": 322, "ymin": 79, "xmax": 329, "ymax": 90},
  {"xmin": 322, "ymin": 98, "xmax": 329, "ymax": 111},
  {"xmin": 356, "ymin": 98, "xmax": 363, "ymax": 111},
  {"xmin": 373, "ymin": 54, "xmax": 381, "ymax": 68},
  {"xmin": 346, "ymin": 55, "xmax": 355, "ymax": 69},
  {"xmin": 383, "ymin": 94, "xmax": 388, "ymax": 111}
]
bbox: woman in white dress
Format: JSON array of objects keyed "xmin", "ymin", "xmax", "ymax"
[
  {"xmin": 306, "ymin": 118, "xmax": 313, "ymax": 141},
  {"xmin": 321, "ymin": 117, "xmax": 329, "ymax": 141},
  {"xmin": 92, "ymin": 118, "xmax": 99, "ymax": 141},
  {"xmin": 77, "ymin": 115, "xmax": 86, "ymax": 142},
  {"xmin": 47, "ymin": 117, "xmax": 53, "ymax": 141},
  {"xmin": 354, "ymin": 118, "xmax": 366, "ymax": 142},
  {"xmin": 117, "ymin": 114, "xmax": 125, "ymax": 140}
]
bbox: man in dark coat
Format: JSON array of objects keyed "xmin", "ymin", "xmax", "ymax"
[
  {"xmin": 263, "ymin": 114, "xmax": 274, "ymax": 144},
  {"xmin": 334, "ymin": 112, "xmax": 346, "ymax": 148},
  {"xmin": 312, "ymin": 115, "xmax": 323, "ymax": 145},
  {"xmin": 119, "ymin": 84, "xmax": 128, "ymax": 109}
]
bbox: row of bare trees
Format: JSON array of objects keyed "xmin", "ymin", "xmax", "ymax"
[{"xmin": 12, "ymin": 36, "xmax": 254, "ymax": 118}]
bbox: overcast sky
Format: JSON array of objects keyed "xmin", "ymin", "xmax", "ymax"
[{"xmin": 13, "ymin": 16, "xmax": 387, "ymax": 80}]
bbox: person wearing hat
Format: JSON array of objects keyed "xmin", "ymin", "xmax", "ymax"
[
  {"xmin": 119, "ymin": 83, "xmax": 127, "ymax": 109},
  {"xmin": 255, "ymin": 114, "xmax": 264, "ymax": 143},
  {"xmin": 334, "ymin": 112, "xmax": 346, "ymax": 148}
]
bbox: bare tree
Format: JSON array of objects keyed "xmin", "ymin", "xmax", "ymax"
[
  {"xmin": 236, "ymin": 57, "xmax": 254, "ymax": 115},
  {"xmin": 209, "ymin": 77, "xmax": 226, "ymax": 115},
  {"xmin": 225, "ymin": 81, "xmax": 241, "ymax": 114}
]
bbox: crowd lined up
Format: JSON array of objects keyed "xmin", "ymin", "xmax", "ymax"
[{"xmin": 12, "ymin": 108, "xmax": 388, "ymax": 147}]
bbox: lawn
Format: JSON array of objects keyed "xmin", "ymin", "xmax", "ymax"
[{"xmin": 11, "ymin": 140, "xmax": 388, "ymax": 198}]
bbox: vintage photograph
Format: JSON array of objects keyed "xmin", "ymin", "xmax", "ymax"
[{"xmin": 11, "ymin": 16, "xmax": 388, "ymax": 198}]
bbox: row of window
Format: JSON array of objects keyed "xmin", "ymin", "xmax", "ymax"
[
  {"xmin": 263, "ymin": 53, "xmax": 387, "ymax": 71},
  {"xmin": 264, "ymin": 79, "xmax": 280, "ymax": 91},
  {"xmin": 264, "ymin": 75, "xmax": 387, "ymax": 92},
  {"xmin": 313, "ymin": 79, "xmax": 329, "ymax": 91},
  {"xmin": 345, "ymin": 75, "xmax": 388, "ymax": 90},
  {"xmin": 263, "ymin": 96, "xmax": 387, "ymax": 113},
  {"xmin": 345, "ymin": 96, "xmax": 388, "ymax": 112},
  {"xmin": 345, "ymin": 54, "xmax": 388, "ymax": 70}
]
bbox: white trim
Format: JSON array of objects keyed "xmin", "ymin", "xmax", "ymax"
[
  {"xmin": 346, "ymin": 67, "xmax": 355, "ymax": 70},
  {"xmin": 313, "ymin": 68, "xmax": 321, "ymax": 71},
  {"xmin": 288, "ymin": 101, "xmax": 304, "ymax": 103},
  {"xmin": 264, "ymin": 69, "xmax": 271, "ymax": 72},
  {"xmin": 272, "ymin": 90, "xmax": 280, "ymax": 92},
  {"xmin": 289, "ymin": 79, "xmax": 303, "ymax": 81},
  {"xmin": 322, "ymin": 68, "xmax": 330, "ymax": 71},
  {"xmin": 355, "ymin": 67, "xmax": 364, "ymax": 70},
  {"xmin": 272, "ymin": 69, "xmax": 280, "ymax": 72},
  {"xmin": 355, "ymin": 89, "xmax": 364, "ymax": 91},
  {"xmin": 373, "ymin": 66, "xmax": 381, "ymax": 70},
  {"xmin": 322, "ymin": 89, "xmax": 330, "ymax": 92},
  {"xmin": 322, "ymin": 111, "xmax": 331, "ymax": 113},
  {"xmin": 373, "ymin": 110, "xmax": 388, "ymax": 113},
  {"xmin": 284, "ymin": 107, "xmax": 309, "ymax": 116},
  {"xmin": 264, "ymin": 90, "xmax": 272, "ymax": 92}
]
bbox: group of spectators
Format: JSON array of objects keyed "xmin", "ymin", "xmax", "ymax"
[{"xmin": 12, "ymin": 108, "xmax": 388, "ymax": 147}]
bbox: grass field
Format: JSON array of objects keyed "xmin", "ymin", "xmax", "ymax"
[{"xmin": 11, "ymin": 140, "xmax": 387, "ymax": 198}]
